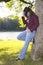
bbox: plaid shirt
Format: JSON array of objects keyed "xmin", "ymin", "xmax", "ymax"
[{"xmin": 22, "ymin": 14, "xmax": 39, "ymax": 32}]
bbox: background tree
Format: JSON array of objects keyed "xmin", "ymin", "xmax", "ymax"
[{"xmin": 5, "ymin": 0, "xmax": 35, "ymax": 15}]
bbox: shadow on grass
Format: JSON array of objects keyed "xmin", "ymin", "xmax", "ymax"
[{"xmin": 0, "ymin": 48, "xmax": 43, "ymax": 65}]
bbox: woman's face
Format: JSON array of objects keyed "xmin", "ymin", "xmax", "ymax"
[{"xmin": 27, "ymin": 12, "xmax": 30, "ymax": 18}]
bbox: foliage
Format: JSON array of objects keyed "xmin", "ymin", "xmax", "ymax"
[
  {"xmin": 19, "ymin": 17, "xmax": 26, "ymax": 27},
  {"xmin": 6, "ymin": 0, "xmax": 13, "ymax": 8},
  {"xmin": 0, "ymin": 18, "xmax": 19, "ymax": 31},
  {"xmin": 20, "ymin": 0, "xmax": 34, "ymax": 8},
  {"xmin": 0, "ymin": 17, "xmax": 25, "ymax": 31},
  {"xmin": 8, "ymin": 15, "xmax": 26, "ymax": 28},
  {"xmin": 0, "ymin": 0, "xmax": 35, "ymax": 31},
  {"xmin": 9, "ymin": 15, "xmax": 19, "ymax": 20},
  {"xmin": 6, "ymin": 0, "xmax": 35, "ymax": 13},
  {"xmin": 9, "ymin": 15, "xmax": 25, "ymax": 27}
]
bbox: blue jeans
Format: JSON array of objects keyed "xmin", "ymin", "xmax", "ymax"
[{"xmin": 17, "ymin": 30, "xmax": 36, "ymax": 59}]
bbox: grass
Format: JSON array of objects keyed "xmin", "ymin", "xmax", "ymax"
[{"xmin": 0, "ymin": 39, "xmax": 43, "ymax": 65}]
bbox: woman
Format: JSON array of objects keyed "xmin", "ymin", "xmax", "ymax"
[{"xmin": 16, "ymin": 7, "xmax": 39, "ymax": 60}]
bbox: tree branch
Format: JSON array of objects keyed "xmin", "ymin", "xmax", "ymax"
[
  {"xmin": 20, "ymin": 0, "xmax": 33, "ymax": 7},
  {"xmin": 0, "ymin": 0, "xmax": 10, "ymax": 2}
]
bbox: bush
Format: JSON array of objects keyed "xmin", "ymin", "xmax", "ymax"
[{"xmin": 0, "ymin": 17, "xmax": 26, "ymax": 31}]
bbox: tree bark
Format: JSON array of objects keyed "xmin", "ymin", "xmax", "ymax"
[{"xmin": 31, "ymin": 0, "xmax": 43, "ymax": 61}]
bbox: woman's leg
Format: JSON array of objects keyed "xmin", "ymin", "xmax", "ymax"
[
  {"xmin": 18, "ymin": 31, "xmax": 36, "ymax": 59},
  {"xmin": 17, "ymin": 30, "xmax": 26, "ymax": 41}
]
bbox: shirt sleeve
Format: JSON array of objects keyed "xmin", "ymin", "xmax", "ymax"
[{"xmin": 22, "ymin": 16, "xmax": 27, "ymax": 24}]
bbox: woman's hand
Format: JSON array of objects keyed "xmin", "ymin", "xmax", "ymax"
[
  {"xmin": 27, "ymin": 28, "xmax": 31, "ymax": 32},
  {"xmin": 22, "ymin": 16, "xmax": 27, "ymax": 20},
  {"xmin": 28, "ymin": 29, "xmax": 31, "ymax": 32}
]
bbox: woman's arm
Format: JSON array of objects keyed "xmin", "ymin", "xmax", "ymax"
[{"xmin": 22, "ymin": 16, "xmax": 27, "ymax": 24}]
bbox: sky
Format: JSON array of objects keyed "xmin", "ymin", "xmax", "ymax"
[{"xmin": 0, "ymin": 2, "xmax": 11, "ymax": 18}]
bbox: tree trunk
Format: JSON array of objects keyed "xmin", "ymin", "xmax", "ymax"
[{"xmin": 31, "ymin": 0, "xmax": 43, "ymax": 61}]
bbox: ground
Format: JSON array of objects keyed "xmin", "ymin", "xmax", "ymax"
[{"xmin": 0, "ymin": 39, "xmax": 43, "ymax": 65}]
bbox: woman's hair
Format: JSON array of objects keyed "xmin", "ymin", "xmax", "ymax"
[{"xmin": 23, "ymin": 7, "xmax": 35, "ymax": 17}]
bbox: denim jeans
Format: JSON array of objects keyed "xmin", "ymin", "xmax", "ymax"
[{"xmin": 17, "ymin": 30, "xmax": 36, "ymax": 59}]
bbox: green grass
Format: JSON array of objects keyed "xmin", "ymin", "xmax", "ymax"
[{"xmin": 0, "ymin": 39, "xmax": 43, "ymax": 65}]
